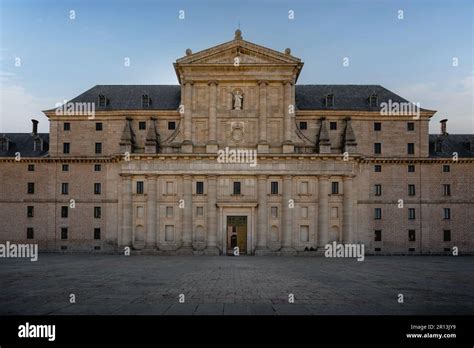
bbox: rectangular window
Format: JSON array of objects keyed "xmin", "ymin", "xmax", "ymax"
[
  {"xmin": 94, "ymin": 228, "xmax": 101, "ymax": 240},
  {"xmin": 300, "ymin": 181, "xmax": 309, "ymax": 194},
  {"xmin": 27, "ymin": 227, "xmax": 34, "ymax": 239},
  {"xmin": 28, "ymin": 164, "xmax": 35, "ymax": 171},
  {"xmin": 168, "ymin": 121, "xmax": 176, "ymax": 130},
  {"xmin": 61, "ymin": 183, "xmax": 69, "ymax": 195},
  {"xmin": 374, "ymin": 143, "xmax": 381, "ymax": 154},
  {"xmin": 95, "ymin": 143, "xmax": 102, "ymax": 154},
  {"xmin": 374, "ymin": 208, "xmax": 382, "ymax": 220},
  {"xmin": 94, "ymin": 183, "xmax": 101, "ymax": 195},
  {"xmin": 166, "ymin": 206, "xmax": 173, "ymax": 218},
  {"xmin": 443, "ymin": 184, "xmax": 451, "ymax": 196},
  {"xmin": 443, "ymin": 208, "xmax": 451, "ymax": 220},
  {"xmin": 27, "ymin": 206, "xmax": 34, "ymax": 217},
  {"xmin": 374, "ymin": 122, "xmax": 381, "ymax": 131},
  {"xmin": 94, "ymin": 207, "xmax": 101, "ymax": 219},
  {"xmin": 98, "ymin": 95, "xmax": 106, "ymax": 107},
  {"xmin": 233, "ymin": 182, "xmax": 241, "ymax": 195},
  {"xmin": 64, "ymin": 122, "xmax": 70, "ymax": 131},
  {"xmin": 165, "ymin": 225, "xmax": 174, "ymax": 241},
  {"xmin": 299, "ymin": 122, "xmax": 307, "ymax": 130},
  {"xmin": 407, "ymin": 122, "xmax": 415, "ymax": 131},
  {"xmin": 61, "ymin": 206, "xmax": 68, "ymax": 218},
  {"xmin": 408, "ymin": 164, "xmax": 415, "ymax": 172},
  {"xmin": 330, "ymin": 122, "xmax": 337, "ymax": 130},
  {"xmin": 407, "ymin": 143, "xmax": 415, "ymax": 155},
  {"xmin": 408, "ymin": 208, "xmax": 416, "ymax": 220},
  {"xmin": 139, "ymin": 121, "xmax": 146, "ymax": 130},
  {"xmin": 374, "ymin": 165, "xmax": 382, "ymax": 172},
  {"xmin": 271, "ymin": 206, "xmax": 278, "ymax": 218},
  {"xmin": 63, "ymin": 143, "xmax": 70, "ymax": 154},
  {"xmin": 408, "ymin": 184, "xmax": 416, "ymax": 196},
  {"xmin": 408, "ymin": 230, "xmax": 416, "ymax": 241},
  {"xmin": 95, "ymin": 122, "xmax": 103, "ymax": 131},
  {"xmin": 374, "ymin": 230, "xmax": 382, "ymax": 241},
  {"xmin": 62, "ymin": 164, "xmax": 69, "ymax": 172},
  {"xmin": 61, "ymin": 227, "xmax": 68, "ymax": 240},
  {"xmin": 166, "ymin": 181, "xmax": 174, "ymax": 194},
  {"xmin": 374, "ymin": 184, "xmax": 382, "ymax": 196},
  {"xmin": 271, "ymin": 181, "xmax": 279, "ymax": 195},
  {"xmin": 331, "ymin": 182, "xmax": 339, "ymax": 194},
  {"xmin": 27, "ymin": 182, "xmax": 35, "ymax": 194},
  {"xmin": 136, "ymin": 181, "xmax": 144, "ymax": 194},
  {"xmin": 443, "ymin": 230, "xmax": 451, "ymax": 242},
  {"xmin": 196, "ymin": 207, "xmax": 204, "ymax": 216},
  {"xmin": 443, "ymin": 165, "xmax": 450, "ymax": 173},
  {"xmin": 94, "ymin": 164, "xmax": 101, "ymax": 171},
  {"xmin": 300, "ymin": 225, "xmax": 309, "ymax": 242},
  {"xmin": 196, "ymin": 181, "xmax": 204, "ymax": 195}
]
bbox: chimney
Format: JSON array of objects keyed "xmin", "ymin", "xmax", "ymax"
[
  {"xmin": 31, "ymin": 119, "xmax": 38, "ymax": 135},
  {"xmin": 440, "ymin": 119, "xmax": 448, "ymax": 136}
]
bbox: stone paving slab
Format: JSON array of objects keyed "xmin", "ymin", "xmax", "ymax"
[{"xmin": 0, "ymin": 254, "xmax": 473, "ymax": 315}]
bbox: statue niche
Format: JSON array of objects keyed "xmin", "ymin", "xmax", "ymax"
[{"xmin": 231, "ymin": 89, "xmax": 244, "ymax": 110}]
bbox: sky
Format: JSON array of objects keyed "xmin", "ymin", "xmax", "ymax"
[{"xmin": 0, "ymin": 0, "xmax": 472, "ymax": 133}]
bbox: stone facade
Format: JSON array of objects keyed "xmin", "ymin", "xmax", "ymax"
[{"xmin": 1, "ymin": 30, "xmax": 473, "ymax": 255}]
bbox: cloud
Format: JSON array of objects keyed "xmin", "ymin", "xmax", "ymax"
[
  {"xmin": 0, "ymin": 85, "xmax": 56, "ymax": 133},
  {"xmin": 397, "ymin": 74, "xmax": 474, "ymax": 134}
]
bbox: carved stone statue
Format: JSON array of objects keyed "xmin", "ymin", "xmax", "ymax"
[{"xmin": 232, "ymin": 90, "xmax": 243, "ymax": 110}]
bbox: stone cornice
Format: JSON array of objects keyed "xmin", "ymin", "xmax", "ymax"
[{"xmin": 296, "ymin": 110, "xmax": 435, "ymax": 119}]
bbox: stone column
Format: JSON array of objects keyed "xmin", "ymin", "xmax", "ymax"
[
  {"xmin": 256, "ymin": 175, "xmax": 268, "ymax": 254},
  {"xmin": 205, "ymin": 175, "xmax": 219, "ymax": 255},
  {"xmin": 206, "ymin": 81, "xmax": 218, "ymax": 153},
  {"xmin": 145, "ymin": 175, "xmax": 157, "ymax": 248},
  {"xmin": 343, "ymin": 176, "xmax": 354, "ymax": 243},
  {"xmin": 283, "ymin": 81, "xmax": 294, "ymax": 153},
  {"xmin": 257, "ymin": 81, "xmax": 269, "ymax": 153},
  {"xmin": 180, "ymin": 175, "xmax": 193, "ymax": 253},
  {"xmin": 182, "ymin": 81, "xmax": 193, "ymax": 153},
  {"xmin": 318, "ymin": 176, "xmax": 329, "ymax": 247},
  {"xmin": 121, "ymin": 175, "xmax": 133, "ymax": 246},
  {"xmin": 281, "ymin": 175, "xmax": 295, "ymax": 252}
]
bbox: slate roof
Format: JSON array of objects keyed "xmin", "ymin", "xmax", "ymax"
[
  {"xmin": 44, "ymin": 84, "xmax": 431, "ymax": 112},
  {"xmin": 429, "ymin": 134, "xmax": 474, "ymax": 158},
  {"xmin": 0, "ymin": 133, "xmax": 49, "ymax": 157}
]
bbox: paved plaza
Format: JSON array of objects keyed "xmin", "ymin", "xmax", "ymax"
[{"xmin": 0, "ymin": 254, "xmax": 473, "ymax": 315}]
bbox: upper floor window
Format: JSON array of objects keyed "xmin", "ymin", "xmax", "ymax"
[
  {"xmin": 28, "ymin": 164, "xmax": 35, "ymax": 171},
  {"xmin": 325, "ymin": 94, "xmax": 334, "ymax": 107},
  {"xmin": 27, "ymin": 227, "xmax": 34, "ymax": 239},
  {"xmin": 408, "ymin": 164, "xmax": 415, "ymax": 172},
  {"xmin": 98, "ymin": 95, "xmax": 106, "ymax": 107},
  {"xmin": 408, "ymin": 208, "xmax": 416, "ymax": 220},
  {"xmin": 61, "ymin": 183, "xmax": 69, "ymax": 195},
  {"xmin": 374, "ymin": 143, "xmax": 382, "ymax": 154},
  {"xmin": 34, "ymin": 138, "xmax": 42, "ymax": 152},
  {"xmin": 196, "ymin": 181, "xmax": 204, "ymax": 195},
  {"xmin": 369, "ymin": 94, "xmax": 378, "ymax": 107},
  {"xmin": 61, "ymin": 227, "xmax": 68, "ymax": 240},
  {"xmin": 374, "ymin": 165, "xmax": 382, "ymax": 172},
  {"xmin": 271, "ymin": 181, "xmax": 279, "ymax": 195},
  {"xmin": 95, "ymin": 143, "xmax": 102, "ymax": 154},
  {"xmin": 408, "ymin": 184, "xmax": 416, "ymax": 196},
  {"xmin": 94, "ymin": 206, "xmax": 101, "ymax": 219},
  {"xmin": 407, "ymin": 143, "xmax": 415, "ymax": 155},
  {"xmin": 374, "ymin": 122, "xmax": 381, "ymax": 131},
  {"xmin": 374, "ymin": 208, "xmax": 382, "ymax": 220},
  {"xmin": 63, "ymin": 143, "xmax": 70, "ymax": 154},
  {"xmin": 142, "ymin": 95, "xmax": 150, "ymax": 108},
  {"xmin": 94, "ymin": 164, "xmax": 101, "ymax": 172},
  {"xmin": 139, "ymin": 121, "xmax": 147, "ymax": 130},
  {"xmin": 233, "ymin": 181, "xmax": 241, "ymax": 195},
  {"xmin": 96, "ymin": 122, "xmax": 103, "ymax": 131},
  {"xmin": 299, "ymin": 121, "xmax": 307, "ymax": 130},
  {"xmin": 331, "ymin": 182, "xmax": 339, "ymax": 194},
  {"xmin": 94, "ymin": 183, "xmax": 101, "ymax": 195},
  {"xmin": 443, "ymin": 208, "xmax": 451, "ymax": 220},
  {"xmin": 27, "ymin": 182, "xmax": 35, "ymax": 194},
  {"xmin": 62, "ymin": 164, "xmax": 69, "ymax": 172},
  {"xmin": 168, "ymin": 121, "xmax": 176, "ymax": 130},
  {"xmin": 407, "ymin": 122, "xmax": 415, "ymax": 131},
  {"xmin": 61, "ymin": 206, "xmax": 68, "ymax": 218},
  {"xmin": 374, "ymin": 184, "xmax": 382, "ymax": 196},
  {"xmin": 64, "ymin": 122, "xmax": 70, "ymax": 131},
  {"xmin": 94, "ymin": 228, "xmax": 101, "ymax": 240},
  {"xmin": 329, "ymin": 122, "xmax": 337, "ymax": 130},
  {"xmin": 27, "ymin": 206, "xmax": 34, "ymax": 217},
  {"xmin": 443, "ymin": 184, "xmax": 451, "ymax": 196},
  {"xmin": 443, "ymin": 165, "xmax": 450, "ymax": 173},
  {"xmin": 136, "ymin": 181, "xmax": 144, "ymax": 194}
]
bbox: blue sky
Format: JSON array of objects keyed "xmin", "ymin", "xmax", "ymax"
[{"xmin": 0, "ymin": 0, "xmax": 472, "ymax": 133}]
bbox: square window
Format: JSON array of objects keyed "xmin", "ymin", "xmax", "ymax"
[
  {"xmin": 94, "ymin": 228, "xmax": 101, "ymax": 240},
  {"xmin": 196, "ymin": 207, "xmax": 204, "ymax": 216},
  {"xmin": 374, "ymin": 165, "xmax": 382, "ymax": 172},
  {"xmin": 374, "ymin": 230, "xmax": 382, "ymax": 241},
  {"xmin": 299, "ymin": 122, "xmax": 307, "ymax": 130},
  {"xmin": 96, "ymin": 122, "xmax": 103, "ymax": 131},
  {"xmin": 61, "ymin": 227, "xmax": 68, "ymax": 240},
  {"xmin": 62, "ymin": 164, "xmax": 69, "ymax": 172},
  {"xmin": 94, "ymin": 207, "xmax": 101, "ymax": 219},
  {"xmin": 61, "ymin": 206, "xmax": 68, "ymax": 218},
  {"xmin": 408, "ymin": 164, "xmax": 415, "ymax": 172},
  {"xmin": 331, "ymin": 182, "xmax": 339, "ymax": 194},
  {"xmin": 407, "ymin": 143, "xmax": 415, "ymax": 155},
  {"xmin": 443, "ymin": 165, "xmax": 450, "ymax": 173},
  {"xmin": 27, "ymin": 206, "xmax": 34, "ymax": 217},
  {"xmin": 443, "ymin": 230, "xmax": 451, "ymax": 242},
  {"xmin": 233, "ymin": 182, "xmax": 241, "ymax": 195},
  {"xmin": 271, "ymin": 181, "xmax": 279, "ymax": 195},
  {"xmin": 330, "ymin": 122, "xmax": 337, "ymax": 130},
  {"xmin": 94, "ymin": 164, "xmax": 101, "ymax": 172},
  {"xmin": 63, "ymin": 143, "xmax": 70, "ymax": 154},
  {"xmin": 136, "ymin": 181, "xmax": 144, "ymax": 194},
  {"xmin": 165, "ymin": 225, "xmax": 174, "ymax": 241},
  {"xmin": 27, "ymin": 227, "xmax": 34, "ymax": 239},
  {"xmin": 408, "ymin": 230, "xmax": 416, "ymax": 241},
  {"xmin": 374, "ymin": 122, "xmax": 381, "ymax": 131},
  {"xmin": 196, "ymin": 181, "xmax": 204, "ymax": 195},
  {"xmin": 139, "ymin": 121, "xmax": 146, "ymax": 130},
  {"xmin": 95, "ymin": 143, "xmax": 102, "ymax": 154},
  {"xmin": 407, "ymin": 122, "xmax": 415, "ymax": 131},
  {"xmin": 168, "ymin": 121, "xmax": 176, "ymax": 130},
  {"xmin": 63, "ymin": 122, "xmax": 70, "ymax": 131},
  {"xmin": 27, "ymin": 182, "xmax": 35, "ymax": 194},
  {"xmin": 28, "ymin": 164, "xmax": 35, "ymax": 171},
  {"xmin": 166, "ymin": 206, "xmax": 174, "ymax": 218},
  {"xmin": 61, "ymin": 183, "xmax": 69, "ymax": 195},
  {"xmin": 271, "ymin": 206, "xmax": 278, "ymax": 218},
  {"xmin": 94, "ymin": 183, "xmax": 101, "ymax": 195},
  {"xmin": 374, "ymin": 143, "xmax": 381, "ymax": 154}
]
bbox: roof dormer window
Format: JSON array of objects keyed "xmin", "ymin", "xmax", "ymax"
[
  {"xmin": 325, "ymin": 94, "xmax": 334, "ymax": 107},
  {"xmin": 0, "ymin": 137, "xmax": 9, "ymax": 152},
  {"xmin": 34, "ymin": 138, "xmax": 42, "ymax": 152},
  {"xmin": 369, "ymin": 94, "xmax": 378, "ymax": 107},
  {"xmin": 142, "ymin": 94, "xmax": 150, "ymax": 108},
  {"xmin": 98, "ymin": 94, "xmax": 107, "ymax": 108},
  {"xmin": 435, "ymin": 139, "xmax": 443, "ymax": 152}
]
